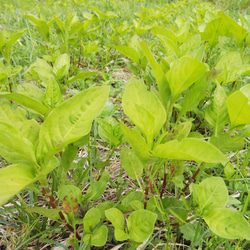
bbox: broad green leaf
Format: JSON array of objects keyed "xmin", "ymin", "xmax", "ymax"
[
  {"xmin": 179, "ymin": 34, "xmax": 201, "ymax": 57},
  {"xmin": 179, "ymin": 70, "xmax": 220, "ymax": 117},
  {"xmin": 27, "ymin": 207, "xmax": 61, "ymax": 221},
  {"xmin": 97, "ymin": 118, "xmax": 120, "ymax": 146},
  {"xmin": 17, "ymin": 83, "xmax": 44, "ymax": 103},
  {"xmin": 210, "ymin": 134, "xmax": 244, "ymax": 153},
  {"xmin": 121, "ymin": 147, "xmax": 143, "ymax": 180},
  {"xmin": 29, "ymin": 58, "xmax": 53, "ymax": 82},
  {"xmin": 122, "ymin": 78, "xmax": 166, "ymax": 146},
  {"xmin": 191, "ymin": 177, "xmax": 228, "ymax": 212},
  {"xmin": 0, "ymin": 100, "xmax": 26, "ymax": 129},
  {"xmin": 120, "ymin": 191, "xmax": 144, "ymax": 212},
  {"xmin": 120, "ymin": 122, "xmax": 151, "ymax": 161},
  {"xmin": 96, "ymin": 201, "xmax": 115, "ymax": 220},
  {"xmin": 127, "ymin": 210, "xmax": 157, "ymax": 242},
  {"xmin": 114, "ymin": 45, "xmax": 140, "ymax": 64},
  {"xmin": 139, "ymin": 41, "xmax": 171, "ymax": 106},
  {"xmin": 215, "ymin": 51, "xmax": 250, "ymax": 84},
  {"xmin": 0, "ymin": 92, "xmax": 49, "ymax": 116},
  {"xmin": 105, "ymin": 208, "xmax": 125, "ymax": 230},
  {"xmin": 205, "ymin": 84, "xmax": 229, "ymax": 136},
  {"xmin": 201, "ymin": 17, "xmax": 230, "ymax": 48},
  {"xmin": 42, "ymin": 77, "xmax": 63, "ymax": 108},
  {"xmin": 226, "ymin": 90, "xmax": 250, "ymax": 128},
  {"xmin": 36, "ymin": 86, "xmax": 109, "ymax": 162},
  {"xmin": 158, "ymin": 35, "xmax": 179, "ymax": 60},
  {"xmin": 90, "ymin": 6, "xmax": 117, "ymax": 20},
  {"xmin": 152, "ymin": 26, "xmax": 177, "ymax": 43},
  {"xmin": 53, "ymin": 54, "xmax": 70, "ymax": 79},
  {"xmin": 204, "ymin": 208, "xmax": 250, "ymax": 240},
  {"xmin": 57, "ymin": 144, "xmax": 78, "ymax": 181},
  {"xmin": 83, "ymin": 208, "xmax": 101, "ymax": 234},
  {"xmin": 0, "ymin": 164, "xmax": 37, "ymax": 206},
  {"xmin": 220, "ymin": 14, "xmax": 247, "ymax": 46},
  {"xmin": 0, "ymin": 123, "xmax": 37, "ymax": 165},
  {"xmin": 153, "ymin": 138, "xmax": 228, "ymax": 165},
  {"xmin": 166, "ymin": 57, "xmax": 207, "ymax": 100},
  {"xmin": 83, "ymin": 225, "xmax": 108, "ymax": 247},
  {"xmin": 58, "ymin": 184, "xmax": 82, "ymax": 202},
  {"xmin": 83, "ymin": 181, "xmax": 107, "ymax": 203},
  {"xmin": 224, "ymin": 162, "xmax": 235, "ymax": 179},
  {"xmin": 65, "ymin": 72, "xmax": 98, "ymax": 85}
]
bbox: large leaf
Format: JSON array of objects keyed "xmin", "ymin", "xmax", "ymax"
[
  {"xmin": 153, "ymin": 138, "xmax": 228, "ymax": 164},
  {"xmin": 26, "ymin": 207, "xmax": 61, "ymax": 221},
  {"xmin": 226, "ymin": 90, "xmax": 250, "ymax": 128},
  {"xmin": 166, "ymin": 56, "xmax": 207, "ymax": 100},
  {"xmin": 0, "ymin": 92, "xmax": 49, "ymax": 116},
  {"xmin": 122, "ymin": 78, "xmax": 166, "ymax": 146},
  {"xmin": 205, "ymin": 84, "xmax": 229, "ymax": 136},
  {"xmin": 114, "ymin": 45, "xmax": 140, "ymax": 64},
  {"xmin": 36, "ymin": 86, "xmax": 109, "ymax": 162},
  {"xmin": 191, "ymin": 177, "xmax": 228, "ymax": 213},
  {"xmin": 0, "ymin": 164, "xmax": 37, "ymax": 206},
  {"xmin": 204, "ymin": 208, "xmax": 250, "ymax": 240},
  {"xmin": 127, "ymin": 210, "xmax": 157, "ymax": 242},
  {"xmin": 0, "ymin": 122, "xmax": 37, "ymax": 165}
]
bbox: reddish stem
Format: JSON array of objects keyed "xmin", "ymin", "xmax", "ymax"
[
  {"xmin": 42, "ymin": 186, "xmax": 81, "ymax": 240},
  {"xmin": 160, "ymin": 165, "xmax": 168, "ymax": 199}
]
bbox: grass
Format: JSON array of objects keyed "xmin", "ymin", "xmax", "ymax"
[{"xmin": 1, "ymin": 0, "xmax": 250, "ymax": 249}]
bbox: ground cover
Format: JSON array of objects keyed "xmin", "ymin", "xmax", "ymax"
[{"xmin": 1, "ymin": 0, "xmax": 250, "ymax": 249}]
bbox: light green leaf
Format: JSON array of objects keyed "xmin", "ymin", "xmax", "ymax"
[
  {"xmin": 36, "ymin": 86, "xmax": 109, "ymax": 162},
  {"xmin": 122, "ymin": 78, "xmax": 166, "ymax": 146},
  {"xmin": 42, "ymin": 77, "xmax": 63, "ymax": 108},
  {"xmin": 83, "ymin": 225, "xmax": 108, "ymax": 247},
  {"xmin": 153, "ymin": 138, "xmax": 228, "ymax": 164},
  {"xmin": 83, "ymin": 208, "xmax": 101, "ymax": 234},
  {"xmin": 205, "ymin": 84, "xmax": 229, "ymax": 136},
  {"xmin": 17, "ymin": 83, "xmax": 44, "ymax": 103},
  {"xmin": 115, "ymin": 45, "xmax": 140, "ymax": 64},
  {"xmin": 26, "ymin": 207, "xmax": 61, "ymax": 221},
  {"xmin": 158, "ymin": 35, "xmax": 179, "ymax": 60},
  {"xmin": 210, "ymin": 134, "xmax": 244, "ymax": 153},
  {"xmin": 152, "ymin": 26, "xmax": 177, "ymax": 43},
  {"xmin": 179, "ymin": 70, "xmax": 220, "ymax": 117},
  {"xmin": 127, "ymin": 210, "xmax": 157, "ymax": 242},
  {"xmin": 179, "ymin": 34, "xmax": 201, "ymax": 57},
  {"xmin": 191, "ymin": 177, "xmax": 228, "ymax": 212},
  {"xmin": 105, "ymin": 208, "xmax": 125, "ymax": 230},
  {"xmin": 65, "ymin": 72, "xmax": 98, "ymax": 85},
  {"xmin": 166, "ymin": 56, "xmax": 207, "ymax": 99},
  {"xmin": 83, "ymin": 181, "xmax": 107, "ymax": 203},
  {"xmin": 226, "ymin": 90, "xmax": 250, "ymax": 128},
  {"xmin": 120, "ymin": 122, "xmax": 151, "ymax": 161},
  {"xmin": 0, "ymin": 122, "xmax": 37, "ymax": 165},
  {"xmin": 0, "ymin": 164, "xmax": 37, "ymax": 206},
  {"xmin": 204, "ymin": 208, "xmax": 250, "ymax": 240},
  {"xmin": 139, "ymin": 40, "xmax": 171, "ymax": 106},
  {"xmin": 0, "ymin": 92, "xmax": 49, "ymax": 116},
  {"xmin": 53, "ymin": 54, "xmax": 70, "ymax": 79},
  {"xmin": 121, "ymin": 147, "xmax": 143, "ymax": 180}
]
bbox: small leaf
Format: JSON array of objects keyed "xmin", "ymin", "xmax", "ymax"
[
  {"xmin": 63, "ymin": 193, "xmax": 79, "ymax": 214},
  {"xmin": 121, "ymin": 147, "xmax": 143, "ymax": 180},
  {"xmin": 83, "ymin": 208, "xmax": 101, "ymax": 234},
  {"xmin": 53, "ymin": 54, "xmax": 70, "ymax": 79},
  {"xmin": 127, "ymin": 210, "xmax": 157, "ymax": 242},
  {"xmin": 105, "ymin": 208, "xmax": 125, "ymax": 230},
  {"xmin": 83, "ymin": 181, "xmax": 107, "ymax": 203},
  {"xmin": 66, "ymin": 72, "xmax": 98, "ymax": 85},
  {"xmin": 27, "ymin": 207, "xmax": 61, "ymax": 221}
]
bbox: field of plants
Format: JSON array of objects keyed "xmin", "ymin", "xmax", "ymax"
[{"xmin": 1, "ymin": 0, "xmax": 250, "ymax": 249}]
